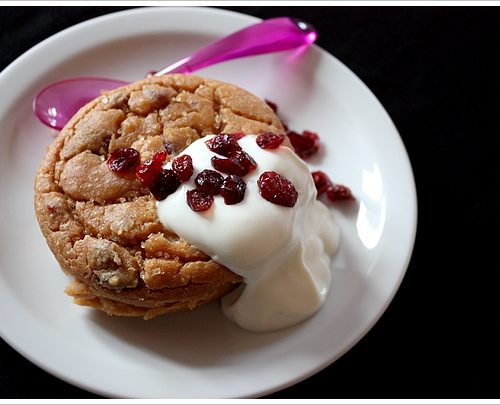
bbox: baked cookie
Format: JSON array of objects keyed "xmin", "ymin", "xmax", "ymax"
[{"xmin": 34, "ymin": 74, "xmax": 284, "ymax": 319}]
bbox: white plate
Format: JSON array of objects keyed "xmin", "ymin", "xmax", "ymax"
[{"xmin": 0, "ymin": 7, "xmax": 417, "ymax": 399}]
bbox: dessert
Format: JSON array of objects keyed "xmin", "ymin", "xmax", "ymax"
[
  {"xmin": 34, "ymin": 74, "xmax": 283, "ymax": 320},
  {"xmin": 34, "ymin": 73, "xmax": 346, "ymax": 331}
]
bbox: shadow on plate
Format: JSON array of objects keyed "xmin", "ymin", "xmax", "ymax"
[{"xmin": 86, "ymin": 299, "xmax": 297, "ymax": 368}]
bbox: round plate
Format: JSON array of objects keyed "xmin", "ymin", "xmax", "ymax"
[{"xmin": 0, "ymin": 7, "xmax": 417, "ymax": 398}]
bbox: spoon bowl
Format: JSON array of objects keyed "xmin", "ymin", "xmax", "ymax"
[
  {"xmin": 33, "ymin": 17, "xmax": 317, "ymax": 130},
  {"xmin": 34, "ymin": 77, "xmax": 128, "ymax": 129}
]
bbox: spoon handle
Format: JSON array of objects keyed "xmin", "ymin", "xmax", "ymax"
[{"xmin": 156, "ymin": 17, "xmax": 316, "ymax": 75}]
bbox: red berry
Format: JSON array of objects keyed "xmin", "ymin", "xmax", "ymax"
[
  {"xmin": 265, "ymin": 99, "xmax": 278, "ymax": 113},
  {"xmin": 257, "ymin": 171, "xmax": 298, "ymax": 208},
  {"xmin": 287, "ymin": 130, "xmax": 320, "ymax": 159},
  {"xmin": 205, "ymin": 134, "xmax": 242, "ymax": 157},
  {"xmin": 220, "ymin": 175, "xmax": 246, "ymax": 205},
  {"xmin": 149, "ymin": 169, "xmax": 181, "ymax": 201},
  {"xmin": 211, "ymin": 150, "xmax": 257, "ymax": 177},
  {"xmin": 234, "ymin": 150, "xmax": 257, "ymax": 172},
  {"xmin": 172, "ymin": 154, "xmax": 194, "ymax": 182},
  {"xmin": 194, "ymin": 169, "xmax": 224, "ymax": 195},
  {"xmin": 187, "ymin": 189, "xmax": 214, "ymax": 212},
  {"xmin": 135, "ymin": 150, "xmax": 168, "ymax": 187},
  {"xmin": 211, "ymin": 156, "xmax": 245, "ymax": 176},
  {"xmin": 107, "ymin": 148, "xmax": 140, "ymax": 176},
  {"xmin": 311, "ymin": 171, "xmax": 333, "ymax": 195},
  {"xmin": 326, "ymin": 184, "xmax": 355, "ymax": 202},
  {"xmin": 256, "ymin": 133, "xmax": 285, "ymax": 149}
]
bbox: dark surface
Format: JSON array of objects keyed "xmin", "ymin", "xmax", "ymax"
[{"xmin": 0, "ymin": 6, "xmax": 497, "ymax": 399}]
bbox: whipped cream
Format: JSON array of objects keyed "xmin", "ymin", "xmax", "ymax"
[{"xmin": 156, "ymin": 135, "xmax": 339, "ymax": 332}]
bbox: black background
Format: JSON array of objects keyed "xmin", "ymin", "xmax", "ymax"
[{"xmin": 0, "ymin": 6, "xmax": 498, "ymax": 399}]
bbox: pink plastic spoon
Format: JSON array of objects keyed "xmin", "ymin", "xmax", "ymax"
[{"xmin": 34, "ymin": 17, "xmax": 317, "ymax": 130}]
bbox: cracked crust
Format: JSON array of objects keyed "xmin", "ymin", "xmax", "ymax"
[{"xmin": 34, "ymin": 74, "xmax": 284, "ymax": 319}]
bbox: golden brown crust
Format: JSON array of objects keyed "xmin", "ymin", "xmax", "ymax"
[{"xmin": 34, "ymin": 74, "xmax": 284, "ymax": 318}]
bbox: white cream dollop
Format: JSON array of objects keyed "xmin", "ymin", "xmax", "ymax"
[{"xmin": 156, "ymin": 135, "xmax": 339, "ymax": 332}]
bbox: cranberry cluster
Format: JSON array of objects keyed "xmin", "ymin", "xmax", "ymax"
[
  {"xmin": 107, "ymin": 98, "xmax": 355, "ymax": 212},
  {"xmin": 188, "ymin": 133, "xmax": 298, "ymax": 211},
  {"xmin": 180, "ymin": 134, "xmax": 254, "ymax": 211},
  {"xmin": 107, "ymin": 148, "xmax": 192, "ymax": 200},
  {"xmin": 265, "ymin": 99, "xmax": 320, "ymax": 159},
  {"xmin": 206, "ymin": 134, "xmax": 257, "ymax": 178},
  {"xmin": 312, "ymin": 171, "xmax": 354, "ymax": 202},
  {"xmin": 106, "ymin": 132, "xmax": 299, "ymax": 213},
  {"xmin": 265, "ymin": 99, "xmax": 355, "ymax": 204}
]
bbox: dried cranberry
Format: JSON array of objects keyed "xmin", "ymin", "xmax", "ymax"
[
  {"xmin": 220, "ymin": 175, "xmax": 246, "ymax": 205},
  {"xmin": 149, "ymin": 169, "xmax": 181, "ymax": 201},
  {"xmin": 311, "ymin": 171, "xmax": 333, "ymax": 195},
  {"xmin": 326, "ymin": 184, "xmax": 355, "ymax": 202},
  {"xmin": 287, "ymin": 130, "xmax": 320, "ymax": 159},
  {"xmin": 107, "ymin": 148, "xmax": 140, "ymax": 176},
  {"xmin": 187, "ymin": 189, "xmax": 214, "ymax": 212},
  {"xmin": 194, "ymin": 169, "xmax": 224, "ymax": 195},
  {"xmin": 172, "ymin": 154, "xmax": 194, "ymax": 182},
  {"xmin": 257, "ymin": 171, "xmax": 298, "ymax": 207},
  {"xmin": 237, "ymin": 150, "xmax": 257, "ymax": 171},
  {"xmin": 211, "ymin": 156, "xmax": 244, "ymax": 176},
  {"xmin": 205, "ymin": 134, "xmax": 242, "ymax": 157},
  {"xmin": 265, "ymin": 99, "xmax": 278, "ymax": 113},
  {"xmin": 211, "ymin": 150, "xmax": 257, "ymax": 177},
  {"xmin": 256, "ymin": 133, "xmax": 285, "ymax": 149},
  {"xmin": 135, "ymin": 150, "xmax": 168, "ymax": 187},
  {"xmin": 311, "ymin": 171, "xmax": 355, "ymax": 203}
]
